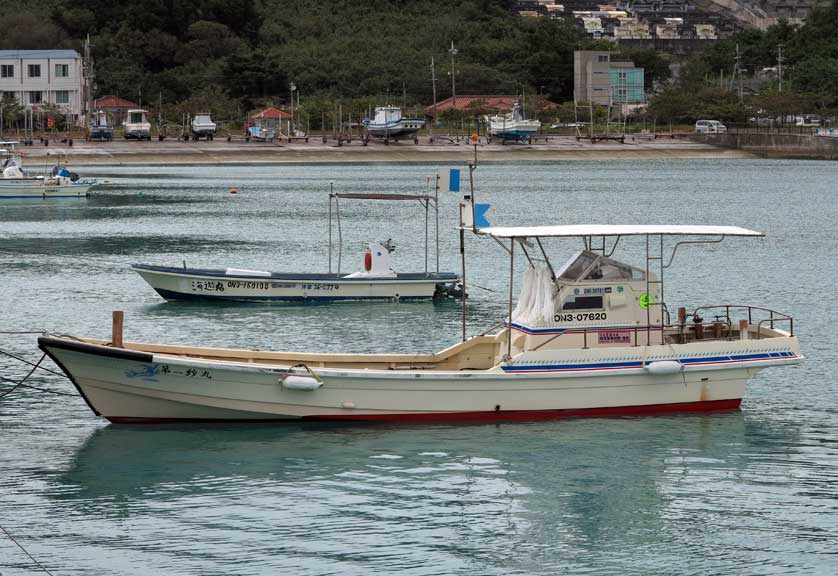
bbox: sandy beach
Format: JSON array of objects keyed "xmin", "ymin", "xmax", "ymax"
[{"xmin": 9, "ymin": 134, "xmax": 750, "ymax": 165}]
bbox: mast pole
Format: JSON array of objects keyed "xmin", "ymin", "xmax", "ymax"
[
  {"xmin": 460, "ymin": 227, "xmax": 466, "ymax": 342},
  {"xmin": 435, "ymin": 174, "xmax": 440, "ymax": 273},
  {"xmin": 328, "ymin": 184, "xmax": 333, "ymax": 273}
]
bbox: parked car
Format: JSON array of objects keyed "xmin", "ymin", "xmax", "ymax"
[
  {"xmin": 795, "ymin": 114, "xmax": 821, "ymax": 127},
  {"xmin": 695, "ymin": 120, "xmax": 727, "ymax": 134}
]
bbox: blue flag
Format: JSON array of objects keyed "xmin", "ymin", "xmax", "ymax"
[
  {"xmin": 448, "ymin": 168, "xmax": 460, "ymax": 192},
  {"xmin": 474, "ymin": 204, "xmax": 491, "ymax": 227}
]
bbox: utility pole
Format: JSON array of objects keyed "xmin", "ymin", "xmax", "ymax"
[
  {"xmin": 289, "ymin": 82, "xmax": 296, "ymax": 138},
  {"xmin": 82, "ymin": 34, "xmax": 94, "ymax": 128},
  {"xmin": 777, "ymin": 44, "xmax": 784, "ymax": 93},
  {"xmin": 729, "ymin": 43, "xmax": 743, "ymax": 100},
  {"xmin": 430, "ymin": 56, "xmax": 437, "ymax": 139},
  {"xmin": 449, "ymin": 41, "xmax": 458, "ymax": 102}
]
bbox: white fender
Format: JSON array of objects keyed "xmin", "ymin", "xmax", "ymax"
[
  {"xmin": 645, "ymin": 360, "xmax": 682, "ymax": 375},
  {"xmin": 280, "ymin": 375, "xmax": 322, "ymax": 390}
]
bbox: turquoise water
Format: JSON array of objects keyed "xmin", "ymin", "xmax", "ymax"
[{"xmin": 1, "ymin": 159, "xmax": 837, "ymax": 574}]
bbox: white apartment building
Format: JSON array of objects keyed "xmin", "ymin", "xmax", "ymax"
[{"xmin": 0, "ymin": 49, "xmax": 85, "ymax": 124}]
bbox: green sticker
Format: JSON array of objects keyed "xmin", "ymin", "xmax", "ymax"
[
  {"xmin": 639, "ymin": 293, "xmax": 654, "ymax": 309},
  {"xmin": 617, "ymin": 286, "xmax": 624, "ymax": 293}
]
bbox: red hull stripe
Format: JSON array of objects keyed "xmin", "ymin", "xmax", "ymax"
[{"xmin": 106, "ymin": 398, "xmax": 741, "ymax": 425}]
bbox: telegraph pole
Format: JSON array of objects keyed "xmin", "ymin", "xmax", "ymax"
[
  {"xmin": 449, "ymin": 41, "xmax": 458, "ymax": 139},
  {"xmin": 82, "ymin": 34, "xmax": 94, "ymax": 127},
  {"xmin": 777, "ymin": 44, "xmax": 784, "ymax": 93},
  {"xmin": 430, "ymin": 56, "xmax": 437, "ymax": 139}
]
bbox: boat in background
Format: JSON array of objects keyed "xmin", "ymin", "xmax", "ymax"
[
  {"xmin": 190, "ymin": 113, "xmax": 217, "ymax": 141},
  {"xmin": 87, "ymin": 110, "xmax": 114, "ymax": 141},
  {"xmin": 132, "ymin": 188, "xmax": 460, "ymax": 303},
  {"xmin": 487, "ymin": 101, "xmax": 541, "ymax": 143},
  {"xmin": 363, "ymin": 106, "xmax": 425, "ymax": 143},
  {"xmin": 0, "ymin": 142, "xmax": 97, "ymax": 199},
  {"xmin": 124, "ymin": 109, "xmax": 151, "ymax": 140}
]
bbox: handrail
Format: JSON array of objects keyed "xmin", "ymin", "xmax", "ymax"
[{"xmin": 509, "ymin": 302, "xmax": 795, "ymax": 352}]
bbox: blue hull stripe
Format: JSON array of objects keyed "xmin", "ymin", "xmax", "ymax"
[
  {"xmin": 154, "ymin": 288, "xmax": 432, "ymax": 303},
  {"xmin": 502, "ymin": 352, "xmax": 797, "ymax": 372}
]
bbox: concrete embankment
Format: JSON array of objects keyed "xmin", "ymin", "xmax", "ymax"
[
  {"xmin": 692, "ymin": 131, "xmax": 838, "ymax": 160},
  {"xmin": 10, "ymin": 135, "xmax": 751, "ymax": 166}
]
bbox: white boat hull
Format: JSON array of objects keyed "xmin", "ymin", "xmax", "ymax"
[
  {"xmin": 132, "ymin": 264, "xmax": 458, "ymax": 302},
  {"xmin": 0, "ymin": 180, "xmax": 94, "ymax": 199},
  {"xmin": 39, "ymin": 335, "xmax": 801, "ymax": 423}
]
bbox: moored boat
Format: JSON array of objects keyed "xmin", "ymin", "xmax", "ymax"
[
  {"xmin": 0, "ymin": 143, "xmax": 97, "ymax": 199},
  {"xmin": 133, "ymin": 189, "xmax": 459, "ymax": 303}
]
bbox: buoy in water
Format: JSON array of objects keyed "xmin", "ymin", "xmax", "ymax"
[
  {"xmin": 229, "ymin": 188, "xmax": 238, "ymax": 194},
  {"xmin": 137, "ymin": 191, "xmax": 143, "ymax": 197}
]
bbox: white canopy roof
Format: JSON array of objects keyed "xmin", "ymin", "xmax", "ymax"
[{"xmin": 479, "ymin": 225, "xmax": 763, "ymax": 239}]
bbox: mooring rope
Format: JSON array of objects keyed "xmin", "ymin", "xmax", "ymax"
[
  {"xmin": 0, "ymin": 523, "xmax": 56, "ymax": 575},
  {"xmin": 0, "ymin": 353, "xmax": 47, "ymax": 399},
  {"xmin": 0, "ymin": 348, "xmax": 65, "ymax": 377}
]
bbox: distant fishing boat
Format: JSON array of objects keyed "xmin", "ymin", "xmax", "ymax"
[
  {"xmin": 132, "ymin": 190, "xmax": 460, "ymax": 303},
  {"xmin": 124, "ymin": 109, "xmax": 151, "ymax": 140},
  {"xmin": 0, "ymin": 142, "xmax": 97, "ymax": 199},
  {"xmin": 87, "ymin": 110, "xmax": 114, "ymax": 141},
  {"xmin": 363, "ymin": 106, "xmax": 425, "ymax": 143},
  {"xmin": 487, "ymin": 101, "xmax": 540, "ymax": 143}
]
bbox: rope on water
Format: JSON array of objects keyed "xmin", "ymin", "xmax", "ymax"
[
  {"xmin": 469, "ymin": 283, "xmax": 498, "ymax": 293},
  {"xmin": 0, "ymin": 377, "xmax": 76, "ymax": 397},
  {"xmin": 0, "ymin": 348, "xmax": 65, "ymax": 378},
  {"xmin": 0, "ymin": 353, "xmax": 46, "ymax": 399},
  {"xmin": 0, "ymin": 523, "xmax": 57, "ymax": 575}
]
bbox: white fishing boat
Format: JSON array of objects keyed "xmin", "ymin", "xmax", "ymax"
[
  {"xmin": 38, "ymin": 158, "xmax": 801, "ymax": 424},
  {"xmin": 124, "ymin": 109, "xmax": 151, "ymax": 140},
  {"xmin": 132, "ymin": 190, "xmax": 459, "ymax": 303},
  {"xmin": 190, "ymin": 113, "xmax": 217, "ymax": 140},
  {"xmin": 363, "ymin": 106, "xmax": 425, "ymax": 142},
  {"xmin": 87, "ymin": 109, "xmax": 114, "ymax": 141},
  {"xmin": 0, "ymin": 143, "xmax": 97, "ymax": 199},
  {"xmin": 487, "ymin": 101, "xmax": 541, "ymax": 143}
]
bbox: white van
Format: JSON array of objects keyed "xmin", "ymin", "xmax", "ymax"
[{"xmin": 695, "ymin": 120, "xmax": 727, "ymax": 134}]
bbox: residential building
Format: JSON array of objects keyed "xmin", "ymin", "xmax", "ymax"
[
  {"xmin": 0, "ymin": 49, "xmax": 85, "ymax": 125},
  {"xmin": 574, "ymin": 50, "xmax": 645, "ymax": 106}
]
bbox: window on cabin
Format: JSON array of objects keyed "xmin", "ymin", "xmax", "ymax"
[{"xmin": 563, "ymin": 296, "xmax": 604, "ymax": 310}]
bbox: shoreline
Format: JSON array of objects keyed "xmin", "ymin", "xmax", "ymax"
[{"xmin": 9, "ymin": 136, "xmax": 754, "ymax": 165}]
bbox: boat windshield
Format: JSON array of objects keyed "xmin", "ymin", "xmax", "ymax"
[{"xmin": 557, "ymin": 250, "xmax": 645, "ymax": 282}]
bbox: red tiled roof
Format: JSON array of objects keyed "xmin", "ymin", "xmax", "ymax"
[
  {"xmin": 426, "ymin": 95, "xmax": 555, "ymax": 114},
  {"xmin": 94, "ymin": 95, "xmax": 138, "ymax": 108},
  {"xmin": 250, "ymin": 107, "xmax": 292, "ymax": 119}
]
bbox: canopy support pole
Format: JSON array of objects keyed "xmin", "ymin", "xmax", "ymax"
[
  {"xmin": 535, "ymin": 237, "xmax": 560, "ymax": 291},
  {"xmin": 506, "ymin": 237, "xmax": 514, "ymax": 361},
  {"xmin": 460, "ymin": 227, "xmax": 467, "ymax": 342}
]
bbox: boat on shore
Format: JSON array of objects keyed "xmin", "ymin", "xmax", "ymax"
[
  {"xmin": 133, "ymin": 189, "xmax": 459, "ymax": 303},
  {"xmin": 363, "ymin": 106, "xmax": 425, "ymax": 143},
  {"xmin": 87, "ymin": 110, "xmax": 114, "ymax": 141},
  {"xmin": 40, "ymin": 215, "xmax": 801, "ymax": 423},
  {"xmin": 487, "ymin": 101, "xmax": 541, "ymax": 143},
  {"xmin": 124, "ymin": 109, "xmax": 151, "ymax": 140}
]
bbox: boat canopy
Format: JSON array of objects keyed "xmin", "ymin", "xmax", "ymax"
[
  {"xmin": 332, "ymin": 193, "xmax": 434, "ymax": 201},
  {"xmin": 479, "ymin": 224, "xmax": 764, "ymax": 238}
]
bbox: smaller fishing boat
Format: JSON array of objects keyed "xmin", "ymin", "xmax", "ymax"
[
  {"xmin": 487, "ymin": 101, "xmax": 541, "ymax": 143},
  {"xmin": 363, "ymin": 106, "xmax": 425, "ymax": 142},
  {"xmin": 190, "ymin": 113, "xmax": 217, "ymax": 141},
  {"xmin": 0, "ymin": 143, "xmax": 97, "ymax": 199},
  {"xmin": 87, "ymin": 110, "xmax": 114, "ymax": 141},
  {"xmin": 124, "ymin": 109, "xmax": 151, "ymax": 140},
  {"xmin": 245, "ymin": 125, "xmax": 275, "ymax": 142},
  {"xmin": 133, "ymin": 190, "xmax": 459, "ymax": 303}
]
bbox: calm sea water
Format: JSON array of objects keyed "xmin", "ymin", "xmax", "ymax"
[{"xmin": 1, "ymin": 159, "xmax": 837, "ymax": 575}]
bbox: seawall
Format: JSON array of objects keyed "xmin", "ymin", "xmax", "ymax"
[{"xmin": 692, "ymin": 131, "xmax": 838, "ymax": 160}]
